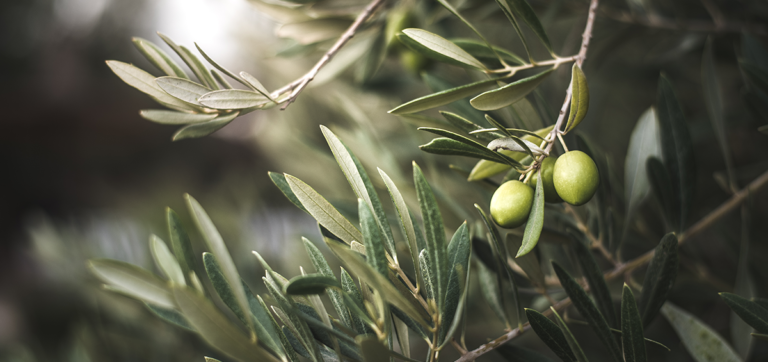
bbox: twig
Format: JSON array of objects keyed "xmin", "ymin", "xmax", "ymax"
[
  {"xmin": 456, "ymin": 166, "xmax": 768, "ymax": 362},
  {"xmin": 274, "ymin": 0, "xmax": 387, "ymax": 110},
  {"xmin": 563, "ymin": 203, "xmax": 616, "ymax": 266}
]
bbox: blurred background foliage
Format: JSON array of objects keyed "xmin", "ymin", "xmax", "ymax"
[{"xmin": 1, "ymin": 0, "xmax": 767, "ymax": 361}]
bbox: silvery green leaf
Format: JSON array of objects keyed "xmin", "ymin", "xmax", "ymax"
[
  {"xmin": 139, "ymin": 110, "xmax": 217, "ymax": 125},
  {"xmin": 622, "ymin": 285, "xmax": 647, "ymax": 362},
  {"xmin": 248, "ymin": 293, "xmax": 286, "ymax": 360},
  {"xmin": 516, "ymin": 170, "xmax": 545, "ymax": 257},
  {"xmin": 440, "ymin": 111, "xmax": 502, "ymax": 143},
  {"xmin": 146, "ymin": 304, "xmax": 194, "ymax": 331},
  {"xmin": 198, "ymin": 89, "xmax": 270, "ymax": 110},
  {"xmin": 388, "ymin": 79, "xmax": 499, "ymax": 115},
  {"xmin": 340, "ymin": 267, "xmax": 374, "ymax": 335},
  {"xmin": 284, "ymin": 174, "xmax": 362, "ymax": 245},
  {"xmin": 269, "ymin": 172, "xmax": 307, "ymax": 213},
  {"xmin": 157, "ymin": 33, "xmax": 217, "ymax": 89},
  {"xmin": 470, "ymin": 70, "xmax": 553, "ymax": 111},
  {"xmin": 624, "ymin": 108, "xmax": 661, "ymax": 237},
  {"xmin": 156, "ymin": 76, "xmax": 210, "ymax": 105},
  {"xmin": 661, "ymin": 303, "xmax": 742, "ymax": 362},
  {"xmin": 467, "ymin": 125, "xmax": 553, "ymax": 181},
  {"xmin": 487, "ymin": 137, "xmax": 547, "ymax": 157},
  {"xmin": 413, "ymin": 162, "xmax": 448, "ymax": 311},
  {"xmin": 106, "ymin": 61, "xmax": 196, "ymax": 111},
  {"xmin": 379, "ymin": 168, "xmax": 423, "ymax": 291},
  {"xmin": 564, "ymin": 64, "xmax": 589, "ymax": 133},
  {"xmin": 185, "ymin": 194, "xmax": 253, "ymax": 333},
  {"xmin": 552, "ymin": 308, "xmax": 589, "ymax": 362},
  {"xmin": 172, "ymin": 287, "xmax": 281, "ymax": 362},
  {"xmin": 419, "ymin": 250, "xmax": 435, "ymax": 302},
  {"xmin": 419, "ymin": 127, "xmax": 522, "ymax": 166},
  {"xmin": 150, "ymin": 235, "xmax": 185, "ymax": 286},
  {"xmin": 401, "ymin": 28, "xmax": 486, "ymax": 69},
  {"xmin": 211, "ymin": 69, "xmax": 232, "ymax": 89},
  {"xmin": 439, "ymin": 222, "xmax": 470, "ymax": 346},
  {"xmin": 194, "ymin": 43, "xmax": 257, "ymax": 91},
  {"xmin": 358, "ymin": 199, "xmax": 388, "ymax": 276},
  {"xmin": 420, "ymin": 138, "xmax": 513, "ymax": 164},
  {"xmin": 89, "ymin": 259, "xmax": 175, "ymax": 309},
  {"xmin": 301, "ymin": 238, "xmax": 351, "ymax": 330},
  {"xmin": 132, "ymin": 37, "xmax": 188, "ymax": 79},
  {"xmin": 172, "ymin": 111, "xmax": 239, "ymax": 141},
  {"xmin": 203, "ymin": 252, "xmax": 249, "ymax": 327},
  {"xmin": 240, "ymin": 71, "xmax": 273, "ymax": 100}
]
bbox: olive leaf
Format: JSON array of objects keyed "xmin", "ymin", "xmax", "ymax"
[
  {"xmin": 389, "ymin": 79, "xmax": 499, "ymax": 115},
  {"xmin": 149, "ymin": 235, "xmax": 185, "ymax": 286},
  {"xmin": 552, "ymin": 308, "xmax": 589, "ymax": 362},
  {"xmin": 571, "ymin": 232, "xmax": 616, "ymax": 328},
  {"xmin": 622, "ymin": 285, "xmax": 647, "ymax": 362},
  {"xmin": 198, "ymin": 89, "xmax": 270, "ymax": 110},
  {"xmin": 106, "ymin": 61, "xmax": 196, "ymax": 112},
  {"xmin": 638, "ymin": 234, "xmax": 678, "ymax": 327},
  {"xmin": 525, "ymin": 308, "xmax": 577, "ymax": 362},
  {"xmin": 487, "ymin": 136, "xmax": 548, "ymax": 157},
  {"xmin": 132, "ymin": 37, "xmax": 188, "ymax": 79},
  {"xmin": 471, "ymin": 70, "xmax": 553, "ymax": 111},
  {"xmin": 89, "ymin": 259, "xmax": 176, "ymax": 309},
  {"xmin": 661, "ymin": 303, "xmax": 742, "ymax": 362},
  {"xmin": 139, "ymin": 110, "xmax": 217, "ymax": 125},
  {"xmin": 516, "ymin": 169, "xmax": 545, "ymax": 257},
  {"xmin": 172, "ymin": 111, "xmax": 239, "ymax": 141},
  {"xmin": 413, "ymin": 162, "xmax": 448, "ymax": 311},
  {"xmin": 564, "ymin": 64, "xmax": 589, "ymax": 134},
  {"xmin": 720, "ymin": 293, "xmax": 768, "ymax": 334},
  {"xmin": 165, "ymin": 207, "xmax": 196, "ymax": 277},
  {"xmin": 624, "ymin": 108, "xmax": 661, "ymax": 238},
  {"xmin": 400, "ymin": 28, "xmax": 486, "ymax": 70},
  {"xmin": 156, "ymin": 76, "xmax": 210, "ymax": 106}
]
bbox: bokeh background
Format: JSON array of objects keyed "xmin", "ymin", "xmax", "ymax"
[{"xmin": 1, "ymin": 0, "xmax": 768, "ymax": 361}]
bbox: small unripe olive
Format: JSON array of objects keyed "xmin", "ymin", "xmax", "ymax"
[
  {"xmin": 530, "ymin": 156, "xmax": 562, "ymax": 203},
  {"xmin": 490, "ymin": 180, "xmax": 534, "ymax": 228},
  {"xmin": 400, "ymin": 50, "xmax": 431, "ymax": 74},
  {"xmin": 553, "ymin": 150, "xmax": 599, "ymax": 206}
]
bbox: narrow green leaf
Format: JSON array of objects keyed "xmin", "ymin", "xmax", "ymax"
[
  {"xmin": 198, "ymin": 89, "xmax": 270, "ymax": 110},
  {"xmin": 284, "ymin": 174, "xmax": 363, "ymax": 245},
  {"xmin": 451, "ymin": 38, "xmax": 525, "ymax": 66},
  {"xmin": 286, "ymin": 274, "xmax": 341, "ymax": 295},
  {"xmin": 301, "ymin": 238, "xmax": 352, "ymax": 330},
  {"xmin": 157, "ymin": 33, "xmax": 217, "ymax": 89},
  {"xmin": 552, "ymin": 262, "xmax": 623, "ymax": 362},
  {"xmin": 326, "ymin": 242, "xmax": 430, "ymax": 328},
  {"xmin": 185, "ymin": 194, "xmax": 253, "ymax": 333},
  {"xmin": 321, "ymin": 126, "xmax": 396, "ymax": 260},
  {"xmin": 413, "ymin": 162, "xmax": 448, "ymax": 310},
  {"xmin": 265, "ymin": 277, "xmax": 322, "ymax": 362},
  {"xmin": 400, "ymin": 28, "xmax": 485, "ymax": 69},
  {"xmin": 502, "ymin": 0, "xmax": 553, "ymax": 55},
  {"xmin": 132, "ymin": 37, "xmax": 188, "ymax": 79},
  {"xmin": 720, "ymin": 293, "xmax": 768, "ymax": 334},
  {"xmin": 506, "ymin": 233, "xmax": 544, "ymax": 288},
  {"xmin": 150, "ymin": 235, "xmax": 185, "ymax": 286},
  {"xmin": 439, "ymin": 222, "xmax": 470, "ymax": 345},
  {"xmin": 624, "ymin": 108, "xmax": 661, "ymax": 235},
  {"xmin": 357, "ymin": 335, "xmax": 389, "ymax": 362},
  {"xmin": 250, "ymin": 293, "xmax": 287, "ymax": 360},
  {"xmin": 140, "ymin": 110, "xmax": 217, "ymax": 125},
  {"xmin": 389, "ymin": 79, "xmax": 499, "ymax": 114},
  {"xmin": 656, "ymin": 75, "xmax": 695, "ymax": 232},
  {"xmin": 156, "ymin": 76, "xmax": 210, "ymax": 105},
  {"xmin": 440, "ymin": 111, "xmax": 503, "ymax": 143},
  {"xmin": 495, "ymin": 344, "xmax": 557, "ymax": 362},
  {"xmin": 487, "ymin": 136, "xmax": 547, "ymax": 159},
  {"xmin": 240, "ymin": 71, "xmax": 273, "ymax": 100},
  {"xmin": 571, "ymin": 232, "xmax": 616, "ymax": 328},
  {"xmin": 638, "ymin": 233, "xmax": 678, "ymax": 327},
  {"xmin": 564, "ymin": 65, "xmax": 589, "ymax": 133},
  {"xmin": 106, "ymin": 60, "xmax": 195, "ymax": 111},
  {"xmin": 88, "ymin": 259, "xmax": 175, "ymax": 309},
  {"xmin": 172, "ymin": 111, "xmax": 239, "ymax": 141},
  {"xmin": 203, "ymin": 252, "xmax": 249, "ymax": 327},
  {"xmin": 358, "ymin": 199, "xmax": 388, "ymax": 276},
  {"xmin": 622, "ymin": 285, "xmax": 647, "ymax": 362},
  {"xmin": 419, "ymin": 127, "xmax": 522, "ymax": 166},
  {"xmin": 661, "ymin": 303, "xmax": 742, "ymax": 362},
  {"xmin": 340, "ymin": 267, "xmax": 374, "ymax": 335},
  {"xmin": 525, "ymin": 308, "xmax": 577, "ymax": 362},
  {"xmin": 379, "ymin": 168, "xmax": 423, "ymax": 291},
  {"xmin": 173, "ymin": 287, "xmax": 280, "ymax": 362},
  {"xmin": 146, "ymin": 304, "xmax": 194, "ymax": 331},
  {"xmin": 420, "ymin": 138, "xmax": 511, "ymax": 163},
  {"xmin": 269, "ymin": 172, "xmax": 308, "ymax": 213},
  {"xmin": 516, "ymin": 169, "xmax": 545, "ymax": 257},
  {"xmin": 478, "ymin": 260, "xmax": 509, "ymax": 328},
  {"xmin": 419, "ymin": 250, "xmax": 435, "ymax": 302},
  {"xmin": 552, "ymin": 308, "xmax": 589, "ymax": 362},
  {"xmin": 494, "ymin": 0, "xmax": 532, "ymax": 61},
  {"xmin": 193, "ymin": 43, "xmax": 260, "ymax": 92},
  {"xmin": 468, "ymin": 125, "xmax": 553, "ymax": 181},
  {"xmin": 471, "ymin": 70, "xmax": 553, "ymax": 111},
  {"xmin": 211, "ymin": 69, "xmax": 232, "ymax": 89}
]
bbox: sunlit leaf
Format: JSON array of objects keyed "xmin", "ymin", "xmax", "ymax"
[
  {"xmin": 89, "ymin": 259, "xmax": 175, "ymax": 309},
  {"xmin": 156, "ymin": 76, "xmax": 210, "ymax": 105},
  {"xmin": 470, "ymin": 70, "xmax": 553, "ymax": 111},
  {"xmin": 638, "ymin": 233, "xmax": 678, "ymax": 327},
  {"xmin": 198, "ymin": 89, "xmax": 270, "ymax": 110},
  {"xmin": 172, "ymin": 111, "xmax": 239, "ymax": 141},
  {"xmin": 132, "ymin": 37, "xmax": 188, "ymax": 79},
  {"xmin": 564, "ymin": 64, "xmax": 589, "ymax": 133},
  {"xmin": 624, "ymin": 108, "xmax": 661, "ymax": 235},
  {"xmin": 106, "ymin": 60, "xmax": 195, "ymax": 111},
  {"xmin": 139, "ymin": 110, "xmax": 217, "ymax": 125},
  {"xmin": 401, "ymin": 28, "xmax": 485, "ymax": 69},
  {"xmin": 622, "ymin": 285, "xmax": 647, "ymax": 362},
  {"xmin": 269, "ymin": 172, "xmax": 308, "ymax": 213},
  {"xmin": 661, "ymin": 303, "xmax": 742, "ymax": 362},
  {"xmin": 389, "ymin": 79, "xmax": 499, "ymax": 115},
  {"xmin": 150, "ymin": 235, "xmax": 185, "ymax": 286}
]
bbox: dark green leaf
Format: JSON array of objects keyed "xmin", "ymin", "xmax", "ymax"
[
  {"xmin": 622, "ymin": 285, "xmax": 647, "ymax": 362},
  {"xmin": 358, "ymin": 199, "xmax": 388, "ymax": 277},
  {"xmin": 413, "ymin": 162, "xmax": 448, "ymax": 311},
  {"xmin": 471, "ymin": 70, "xmax": 553, "ymax": 111},
  {"xmin": 400, "ymin": 28, "xmax": 485, "ymax": 69},
  {"xmin": 156, "ymin": 76, "xmax": 210, "ymax": 105},
  {"xmin": 552, "ymin": 262, "xmax": 622, "ymax": 361},
  {"xmin": 198, "ymin": 89, "xmax": 270, "ymax": 110},
  {"xmin": 656, "ymin": 75, "xmax": 695, "ymax": 232},
  {"xmin": 203, "ymin": 252, "xmax": 248, "ymax": 327},
  {"xmin": 517, "ymin": 169, "xmax": 545, "ymax": 257},
  {"xmin": 146, "ymin": 304, "xmax": 194, "ymax": 331},
  {"xmin": 269, "ymin": 172, "xmax": 308, "ymax": 213},
  {"xmin": 439, "ymin": 222, "xmax": 470, "ymax": 345},
  {"xmin": 494, "ymin": 0, "xmax": 532, "ymax": 61},
  {"xmin": 552, "ymin": 308, "xmax": 589, "ymax": 362},
  {"xmin": 419, "ymin": 127, "xmax": 521, "ymax": 166},
  {"xmin": 379, "ymin": 169, "xmax": 423, "ymax": 291},
  {"xmin": 720, "ymin": 293, "xmax": 768, "ymax": 334},
  {"xmin": 285, "ymin": 174, "xmax": 363, "ymax": 245},
  {"xmin": 285, "ymin": 274, "xmax": 341, "ymax": 295},
  {"xmin": 638, "ymin": 233, "xmax": 679, "ymax": 327},
  {"xmin": 250, "ymin": 293, "xmax": 286, "ymax": 360},
  {"xmin": 301, "ymin": 237, "xmax": 352, "ymax": 330},
  {"xmin": 525, "ymin": 308, "xmax": 576, "ymax": 362},
  {"xmin": 468, "ymin": 126, "xmax": 553, "ymax": 181},
  {"xmin": 451, "ymin": 38, "xmax": 525, "ymax": 66},
  {"xmin": 88, "ymin": 259, "xmax": 175, "ymax": 309},
  {"xmin": 646, "ymin": 157, "xmax": 678, "ymax": 231},
  {"xmin": 660, "ymin": 303, "xmax": 742, "ymax": 362},
  {"xmin": 140, "ymin": 110, "xmax": 217, "ymax": 125},
  {"xmin": 388, "ymin": 79, "xmax": 499, "ymax": 114},
  {"xmin": 564, "ymin": 65, "xmax": 589, "ymax": 133},
  {"xmin": 420, "ymin": 138, "xmax": 519, "ymax": 165},
  {"xmin": 340, "ymin": 267, "xmax": 373, "ymax": 335},
  {"xmin": 502, "ymin": 0, "xmax": 553, "ymax": 55},
  {"xmin": 150, "ymin": 235, "xmax": 185, "ymax": 286},
  {"xmin": 440, "ymin": 111, "xmax": 503, "ymax": 143},
  {"xmin": 487, "ymin": 136, "xmax": 547, "ymax": 158},
  {"xmin": 172, "ymin": 111, "xmax": 239, "ymax": 141},
  {"xmin": 172, "ymin": 287, "xmax": 280, "ymax": 362},
  {"xmin": 132, "ymin": 37, "xmax": 188, "ymax": 78},
  {"xmin": 571, "ymin": 232, "xmax": 616, "ymax": 328}
]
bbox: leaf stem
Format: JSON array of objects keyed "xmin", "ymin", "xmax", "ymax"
[
  {"xmin": 485, "ymin": 55, "xmax": 578, "ymax": 75},
  {"xmin": 272, "ymin": 0, "xmax": 387, "ymax": 110}
]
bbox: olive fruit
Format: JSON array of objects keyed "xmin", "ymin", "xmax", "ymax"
[
  {"xmin": 530, "ymin": 156, "xmax": 562, "ymax": 203},
  {"xmin": 400, "ymin": 50, "xmax": 431, "ymax": 74},
  {"xmin": 553, "ymin": 150, "xmax": 599, "ymax": 206},
  {"xmin": 490, "ymin": 180, "xmax": 534, "ymax": 228}
]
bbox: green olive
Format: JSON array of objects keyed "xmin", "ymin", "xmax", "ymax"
[
  {"xmin": 553, "ymin": 150, "xmax": 599, "ymax": 206},
  {"xmin": 530, "ymin": 156, "xmax": 562, "ymax": 203},
  {"xmin": 400, "ymin": 50, "xmax": 431, "ymax": 74},
  {"xmin": 490, "ymin": 180, "xmax": 534, "ymax": 228}
]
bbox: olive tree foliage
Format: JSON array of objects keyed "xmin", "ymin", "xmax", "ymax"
[{"xmin": 92, "ymin": 0, "xmax": 768, "ymax": 361}]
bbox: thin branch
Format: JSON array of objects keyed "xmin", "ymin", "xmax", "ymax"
[{"xmin": 274, "ymin": 0, "xmax": 387, "ymax": 110}]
